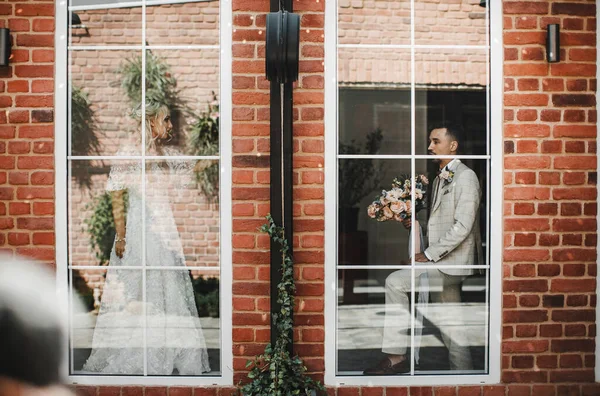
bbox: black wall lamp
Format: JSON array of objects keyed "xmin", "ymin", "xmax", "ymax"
[
  {"xmin": 546, "ymin": 24, "xmax": 560, "ymax": 63},
  {"xmin": 265, "ymin": 10, "xmax": 300, "ymax": 83},
  {"xmin": 0, "ymin": 28, "xmax": 11, "ymax": 67}
]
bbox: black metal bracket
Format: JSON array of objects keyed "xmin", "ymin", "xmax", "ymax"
[{"xmin": 269, "ymin": 0, "xmax": 296, "ymax": 353}]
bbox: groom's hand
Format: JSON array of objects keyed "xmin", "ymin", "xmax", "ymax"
[
  {"xmin": 415, "ymin": 252, "xmax": 429, "ymax": 262},
  {"xmin": 401, "ymin": 218, "xmax": 411, "ymax": 229}
]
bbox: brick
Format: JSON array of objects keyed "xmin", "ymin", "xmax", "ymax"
[
  {"xmin": 503, "ymin": 310, "xmax": 548, "ymax": 323},
  {"xmin": 552, "ymin": 94, "xmax": 596, "ymax": 107}
]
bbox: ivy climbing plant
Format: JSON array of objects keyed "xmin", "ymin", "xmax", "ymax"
[{"xmin": 239, "ymin": 215, "xmax": 325, "ymax": 396}]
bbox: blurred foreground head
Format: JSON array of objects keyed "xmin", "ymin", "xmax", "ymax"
[{"xmin": 0, "ymin": 254, "xmax": 73, "ymax": 395}]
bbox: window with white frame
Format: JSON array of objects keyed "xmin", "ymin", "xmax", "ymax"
[
  {"xmin": 55, "ymin": 0, "xmax": 232, "ymax": 384},
  {"xmin": 324, "ymin": 0, "xmax": 502, "ymax": 385}
]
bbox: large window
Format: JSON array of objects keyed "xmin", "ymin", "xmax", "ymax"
[
  {"xmin": 55, "ymin": 0, "xmax": 232, "ymax": 384},
  {"xmin": 324, "ymin": 0, "xmax": 502, "ymax": 385}
]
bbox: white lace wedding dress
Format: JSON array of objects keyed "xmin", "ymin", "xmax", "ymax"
[{"xmin": 82, "ymin": 145, "xmax": 211, "ymax": 375}]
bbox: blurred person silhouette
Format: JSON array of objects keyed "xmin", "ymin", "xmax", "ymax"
[{"xmin": 0, "ymin": 253, "xmax": 74, "ymax": 396}]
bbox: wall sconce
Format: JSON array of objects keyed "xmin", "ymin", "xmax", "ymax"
[
  {"xmin": 0, "ymin": 28, "xmax": 10, "ymax": 67},
  {"xmin": 546, "ymin": 24, "xmax": 560, "ymax": 63}
]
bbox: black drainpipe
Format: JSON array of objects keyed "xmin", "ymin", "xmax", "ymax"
[{"xmin": 269, "ymin": 0, "xmax": 295, "ymax": 353}]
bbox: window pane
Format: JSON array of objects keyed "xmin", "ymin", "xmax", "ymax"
[
  {"xmin": 143, "ymin": 49, "xmax": 220, "ymax": 157},
  {"xmin": 72, "ymin": 268, "xmax": 144, "ymax": 375},
  {"xmin": 414, "ymin": 0, "xmax": 488, "ymax": 46},
  {"xmin": 146, "ymin": 1, "xmax": 220, "ymax": 46},
  {"xmin": 145, "ymin": 159, "xmax": 220, "ymax": 267},
  {"xmin": 69, "ymin": 159, "xmax": 143, "ymax": 268},
  {"xmin": 415, "ymin": 48, "xmax": 488, "ymax": 156},
  {"xmin": 338, "ymin": 0, "xmax": 410, "ymax": 45},
  {"xmin": 69, "ymin": 7, "xmax": 142, "ymax": 46},
  {"xmin": 70, "ymin": 50, "xmax": 142, "ymax": 157},
  {"xmin": 146, "ymin": 270, "xmax": 220, "ymax": 375},
  {"xmin": 337, "ymin": 269, "xmax": 488, "ymax": 375},
  {"xmin": 338, "ymin": 48, "xmax": 411, "ymax": 155}
]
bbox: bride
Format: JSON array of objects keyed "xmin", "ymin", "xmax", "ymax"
[{"xmin": 82, "ymin": 102, "xmax": 211, "ymax": 375}]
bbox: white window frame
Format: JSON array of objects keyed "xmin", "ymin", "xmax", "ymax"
[
  {"xmin": 323, "ymin": 0, "xmax": 503, "ymax": 386},
  {"xmin": 54, "ymin": 0, "xmax": 233, "ymax": 386}
]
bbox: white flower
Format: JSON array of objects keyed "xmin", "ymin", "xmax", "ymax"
[{"xmin": 390, "ymin": 201, "xmax": 406, "ymax": 214}]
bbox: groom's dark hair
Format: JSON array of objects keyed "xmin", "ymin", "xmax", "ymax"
[{"xmin": 430, "ymin": 122, "xmax": 464, "ymax": 154}]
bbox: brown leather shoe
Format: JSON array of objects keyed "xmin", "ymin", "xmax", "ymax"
[{"xmin": 363, "ymin": 357, "xmax": 410, "ymax": 375}]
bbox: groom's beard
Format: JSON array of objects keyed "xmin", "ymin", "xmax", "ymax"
[{"xmin": 429, "ymin": 151, "xmax": 441, "ymax": 164}]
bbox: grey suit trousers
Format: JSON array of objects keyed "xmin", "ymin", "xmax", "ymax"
[{"xmin": 382, "ymin": 268, "xmax": 474, "ymax": 371}]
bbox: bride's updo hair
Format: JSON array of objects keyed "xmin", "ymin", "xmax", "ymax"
[{"xmin": 131, "ymin": 101, "xmax": 169, "ymax": 151}]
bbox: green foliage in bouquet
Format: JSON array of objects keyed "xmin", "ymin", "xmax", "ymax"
[
  {"xmin": 84, "ymin": 191, "xmax": 128, "ymax": 266},
  {"xmin": 190, "ymin": 276, "xmax": 220, "ymax": 318},
  {"xmin": 239, "ymin": 215, "xmax": 325, "ymax": 396},
  {"xmin": 71, "ymin": 86, "xmax": 101, "ymax": 189},
  {"xmin": 188, "ymin": 92, "xmax": 220, "ymax": 201},
  {"xmin": 338, "ymin": 128, "xmax": 384, "ymax": 208}
]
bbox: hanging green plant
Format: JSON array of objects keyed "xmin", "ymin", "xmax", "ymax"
[
  {"xmin": 188, "ymin": 92, "xmax": 220, "ymax": 201},
  {"xmin": 84, "ymin": 191, "xmax": 128, "ymax": 266},
  {"xmin": 71, "ymin": 86, "xmax": 101, "ymax": 189},
  {"xmin": 118, "ymin": 50, "xmax": 179, "ymax": 111},
  {"xmin": 239, "ymin": 215, "xmax": 326, "ymax": 396}
]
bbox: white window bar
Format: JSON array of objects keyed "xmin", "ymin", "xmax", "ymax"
[
  {"xmin": 68, "ymin": 45, "xmax": 220, "ymax": 51},
  {"xmin": 409, "ymin": 0, "xmax": 416, "ymax": 376},
  {"xmin": 338, "ymin": 154, "xmax": 491, "ymax": 160},
  {"xmin": 69, "ymin": 0, "xmax": 215, "ymax": 12},
  {"xmin": 68, "ymin": 155, "xmax": 221, "ymax": 160},
  {"xmin": 141, "ymin": 0, "xmax": 148, "ymax": 377},
  {"xmin": 338, "ymin": 44, "xmax": 490, "ymax": 50},
  {"xmin": 69, "ymin": 265, "xmax": 222, "ymax": 271}
]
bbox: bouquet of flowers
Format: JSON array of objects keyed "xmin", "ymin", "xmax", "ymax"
[{"xmin": 367, "ymin": 174, "xmax": 429, "ymax": 222}]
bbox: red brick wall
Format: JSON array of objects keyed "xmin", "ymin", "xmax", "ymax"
[
  {"xmin": 0, "ymin": 1, "xmax": 56, "ymax": 264},
  {"xmin": 2, "ymin": 0, "xmax": 600, "ymax": 395}
]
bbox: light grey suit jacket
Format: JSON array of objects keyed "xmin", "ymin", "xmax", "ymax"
[{"xmin": 424, "ymin": 160, "xmax": 483, "ymax": 276}]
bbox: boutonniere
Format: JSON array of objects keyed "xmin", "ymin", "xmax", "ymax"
[{"xmin": 439, "ymin": 168, "xmax": 455, "ymax": 187}]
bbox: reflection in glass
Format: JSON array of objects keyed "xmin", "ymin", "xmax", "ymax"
[
  {"xmin": 70, "ymin": 50, "xmax": 141, "ymax": 156},
  {"xmin": 337, "ymin": 269, "xmax": 487, "ymax": 374},
  {"xmin": 146, "ymin": 2, "xmax": 220, "ymax": 46},
  {"xmin": 147, "ymin": 270, "xmax": 220, "ymax": 375},
  {"xmin": 338, "ymin": 0, "xmax": 410, "ymax": 45},
  {"xmin": 339, "ymin": 89, "xmax": 412, "ymax": 155},
  {"xmin": 69, "ymin": 7, "xmax": 142, "ymax": 46},
  {"xmin": 69, "ymin": 159, "xmax": 143, "ymax": 268},
  {"xmin": 415, "ymin": 48, "xmax": 488, "ymax": 156},
  {"xmin": 72, "ymin": 268, "xmax": 144, "ymax": 374},
  {"xmin": 146, "ymin": 159, "xmax": 220, "ymax": 267},
  {"xmin": 146, "ymin": 49, "xmax": 220, "ymax": 157},
  {"xmin": 414, "ymin": 0, "xmax": 487, "ymax": 46}
]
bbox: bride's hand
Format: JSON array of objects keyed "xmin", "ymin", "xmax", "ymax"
[
  {"xmin": 402, "ymin": 218, "xmax": 411, "ymax": 229},
  {"xmin": 115, "ymin": 240, "xmax": 126, "ymax": 258}
]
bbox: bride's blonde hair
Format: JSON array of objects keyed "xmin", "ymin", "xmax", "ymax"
[{"xmin": 131, "ymin": 101, "xmax": 169, "ymax": 152}]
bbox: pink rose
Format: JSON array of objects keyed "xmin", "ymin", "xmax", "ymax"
[
  {"xmin": 382, "ymin": 206, "xmax": 394, "ymax": 219},
  {"xmin": 367, "ymin": 204, "xmax": 378, "ymax": 218},
  {"xmin": 390, "ymin": 201, "xmax": 406, "ymax": 214}
]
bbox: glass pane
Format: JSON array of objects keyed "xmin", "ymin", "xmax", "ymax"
[
  {"xmin": 338, "ymin": 0, "xmax": 410, "ymax": 45},
  {"xmin": 339, "ymin": 159, "xmax": 429, "ymax": 267},
  {"xmin": 415, "ymin": 158, "xmax": 488, "ymax": 267},
  {"xmin": 414, "ymin": 0, "xmax": 488, "ymax": 45},
  {"xmin": 338, "ymin": 49, "xmax": 411, "ymax": 155},
  {"xmin": 69, "ymin": 159, "xmax": 143, "ymax": 268},
  {"xmin": 414, "ymin": 269, "xmax": 488, "ymax": 374},
  {"xmin": 69, "ymin": 7, "xmax": 142, "ymax": 46},
  {"xmin": 72, "ymin": 268, "xmax": 144, "ymax": 375},
  {"xmin": 146, "ymin": 269, "xmax": 220, "ymax": 375},
  {"xmin": 70, "ymin": 50, "xmax": 142, "ymax": 156},
  {"xmin": 144, "ymin": 49, "xmax": 220, "ymax": 156},
  {"xmin": 415, "ymin": 48, "xmax": 488, "ymax": 156},
  {"xmin": 145, "ymin": 159, "xmax": 220, "ymax": 267},
  {"xmin": 337, "ymin": 268, "xmax": 488, "ymax": 375},
  {"xmin": 146, "ymin": 1, "xmax": 220, "ymax": 46}
]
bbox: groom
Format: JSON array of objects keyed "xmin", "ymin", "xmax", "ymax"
[{"xmin": 364, "ymin": 124, "xmax": 482, "ymax": 375}]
